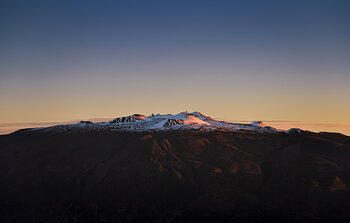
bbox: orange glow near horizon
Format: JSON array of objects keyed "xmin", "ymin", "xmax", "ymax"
[
  {"xmin": 1, "ymin": 0, "xmax": 350, "ymax": 136},
  {"xmin": 0, "ymin": 118, "xmax": 349, "ymax": 136}
]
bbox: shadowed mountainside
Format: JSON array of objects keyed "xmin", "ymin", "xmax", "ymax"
[{"xmin": 0, "ymin": 129, "xmax": 350, "ymax": 222}]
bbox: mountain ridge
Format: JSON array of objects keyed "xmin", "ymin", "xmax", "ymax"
[
  {"xmin": 2, "ymin": 112, "xmax": 350, "ymax": 222},
  {"xmin": 0, "ymin": 119, "xmax": 350, "ymax": 222},
  {"xmin": 18, "ymin": 111, "xmax": 293, "ymax": 134}
]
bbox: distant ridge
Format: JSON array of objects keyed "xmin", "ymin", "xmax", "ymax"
[{"xmin": 22, "ymin": 111, "xmax": 294, "ymax": 134}]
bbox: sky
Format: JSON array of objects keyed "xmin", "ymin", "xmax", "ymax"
[{"xmin": 0, "ymin": 0, "xmax": 350, "ymax": 134}]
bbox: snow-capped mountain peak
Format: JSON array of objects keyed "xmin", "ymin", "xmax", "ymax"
[
  {"xmin": 111, "ymin": 114, "xmax": 146, "ymax": 124},
  {"xmin": 141, "ymin": 112, "xmax": 211, "ymax": 129},
  {"xmin": 29, "ymin": 111, "xmax": 289, "ymax": 134}
]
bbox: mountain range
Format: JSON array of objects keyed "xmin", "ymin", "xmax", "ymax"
[
  {"xmin": 15, "ymin": 111, "xmax": 286, "ymax": 133},
  {"xmin": 0, "ymin": 112, "xmax": 349, "ymax": 222}
]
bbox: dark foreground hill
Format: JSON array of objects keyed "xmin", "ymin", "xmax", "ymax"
[{"xmin": 0, "ymin": 129, "xmax": 350, "ymax": 222}]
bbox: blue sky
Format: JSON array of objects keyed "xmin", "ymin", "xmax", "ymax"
[{"xmin": 1, "ymin": 0, "xmax": 350, "ymax": 126}]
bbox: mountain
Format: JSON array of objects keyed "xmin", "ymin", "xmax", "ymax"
[
  {"xmin": 18, "ymin": 111, "xmax": 280, "ymax": 133},
  {"xmin": 0, "ymin": 112, "xmax": 349, "ymax": 222}
]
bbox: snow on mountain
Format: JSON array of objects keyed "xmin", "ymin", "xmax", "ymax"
[
  {"xmin": 111, "ymin": 114, "xmax": 146, "ymax": 123},
  {"xmin": 29, "ymin": 111, "xmax": 284, "ymax": 133},
  {"xmin": 187, "ymin": 111, "xmax": 215, "ymax": 122},
  {"xmin": 162, "ymin": 119, "xmax": 185, "ymax": 127}
]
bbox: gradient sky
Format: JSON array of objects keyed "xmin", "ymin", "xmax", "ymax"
[{"xmin": 1, "ymin": 0, "xmax": 350, "ymax": 128}]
